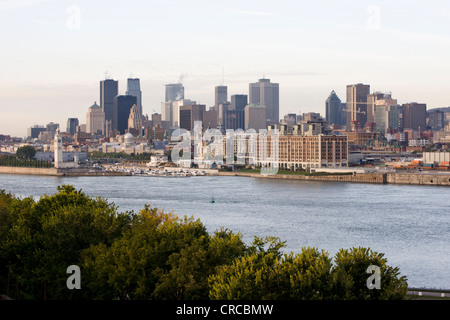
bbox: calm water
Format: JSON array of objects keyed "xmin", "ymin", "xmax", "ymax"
[{"xmin": 0, "ymin": 173, "xmax": 449, "ymax": 289}]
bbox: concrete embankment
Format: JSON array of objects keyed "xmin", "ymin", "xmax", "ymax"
[
  {"xmin": 0, "ymin": 166, "xmax": 129, "ymax": 177},
  {"xmin": 386, "ymin": 173, "xmax": 450, "ymax": 186},
  {"xmin": 218, "ymin": 171, "xmax": 386, "ymax": 184},
  {"xmin": 0, "ymin": 166, "xmax": 60, "ymax": 176},
  {"xmin": 218, "ymin": 171, "xmax": 450, "ymax": 186},
  {"xmin": 1, "ymin": 166, "xmax": 448, "ymax": 186}
]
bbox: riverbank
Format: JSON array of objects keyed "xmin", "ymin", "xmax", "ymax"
[
  {"xmin": 1, "ymin": 166, "xmax": 449, "ymax": 186},
  {"xmin": 0, "ymin": 166, "xmax": 129, "ymax": 176},
  {"xmin": 218, "ymin": 171, "xmax": 450, "ymax": 186}
]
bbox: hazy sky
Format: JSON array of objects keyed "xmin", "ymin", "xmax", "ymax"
[{"xmin": 1, "ymin": 0, "xmax": 450, "ymax": 137}]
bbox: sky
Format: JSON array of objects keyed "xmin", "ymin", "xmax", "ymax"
[{"xmin": 1, "ymin": 0, "xmax": 450, "ymax": 137}]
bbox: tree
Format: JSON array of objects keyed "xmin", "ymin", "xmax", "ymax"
[
  {"xmin": 0, "ymin": 185, "xmax": 130, "ymax": 299},
  {"xmin": 15, "ymin": 145, "xmax": 36, "ymax": 160},
  {"xmin": 152, "ymin": 228, "xmax": 246, "ymax": 300},
  {"xmin": 209, "ymin": 243, "xmax": 408, "ymax": 300},
  {"xmin": 332, "ymin": 247, "xmax": 408, "ymax": 300},
  {"xmin": 208, "ymin": 236, "xmax": 288, "ymax": 300}
]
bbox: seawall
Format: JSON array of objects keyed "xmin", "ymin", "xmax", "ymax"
[
  {"xmin": 218, "ymin": 172, "xmax": 386, "ymax": 184},
  {"xmin": 0, "ymin": 166, "xmax": 130, "ymax": 176},
  {"xmin": 0, "ymin": 166, "xmax": 60, "ymax": 176},
  {"xmin": 218, "ymin": 171, "xmax": 450, "ymax": 186},
  {"xmin": 386, "ymin": 173, "xmax": 450, "ymax": 186},
  {"xmin": 1, "ymin": 166, "xmax": 448, "ymax": 186}
]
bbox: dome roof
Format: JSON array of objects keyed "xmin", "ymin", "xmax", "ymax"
[
  {"xmin": 124, "ymin": 132, "xmax": 134, "ymax": 143},
  {"xmin": 89, "ymin": 102, "xmax": 101, "ymax": 109}
]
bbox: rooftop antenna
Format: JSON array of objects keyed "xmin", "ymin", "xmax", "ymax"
[
  {"xmin": 105, "ymin": 71, "xmax": 111, "ymax": 80},
  {"xmin": 221, "ymin": 67, "xmax": 224, "ymax": 85}
]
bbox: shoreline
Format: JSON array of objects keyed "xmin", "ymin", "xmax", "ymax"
[
  {"xmin": 0, "ymin": 166, "xmax": 449, "ymax": 186},
  {"xmin": 218, "ymin": 171, "xmax": 450, "ymax": 186}
]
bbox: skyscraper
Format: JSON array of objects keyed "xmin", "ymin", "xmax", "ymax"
[
  {"xmin": 245, "ymin": 104, "xmax": 267, "ymax": 131},
  {"xmin": 128, "ymin": 104, "xmax": 143, "ymax": 135},
  {"xmin": 86, "ymin": 102, "xmax": 105, "ymax": 134},
  {"xmin": 325, "ymin": 90, "xmax": 345, "ymax": 126},
  {"xmin": 113, "ymin": 95, "xmax": 137, "ymax": 134},
  {"xmin": 375, "ymin": 104, "xmax": 400, "ymax": 135},
  {"xmin": 224, "ymin": 94, "xmax": 248, "ymax": 130},
  {"xmin": 27, "ymin": 125, "xmax": 46, "ymax": 139},
  {"xmin": 179, "ymin": 104, "xmax": 206, "ymax": 131},
  {"xmin": 126, "ymin": 78, "xmax": 142, "ymax": 115},
  {"xmin": 46, "ymin": 122, "xmax": 60, "ymax": 138},
  {"xmin": 249, "ymin": 78, "xmax": 279, "ymax": 125},
  {"xmin": 100, "ymin": 79, "xmax": 119, "ymax": 125},
  {"xmin": 165, "ymin": 83, "xmax": 184, "ymax": 102},
  {"xmin": 346, "ymin": 83, "xmax": 370, "ymax": 128},
  {"xmin": 231, "ymin": 94, "xmax": 248, "ymax": 112},
  {"xmin": 215, "ymin": 85, "xmax": 228, "ymax": 108},
  {"xmin": 366, "ymin": 92, "xmax": 386, "ymax": 124},
  {"xmin": 402, "ymin": 103, "xmax": 427, "ymax": 131},
  {"xmin": 66, "ymin": 118, "xmax": 79, "ymax": 135}
]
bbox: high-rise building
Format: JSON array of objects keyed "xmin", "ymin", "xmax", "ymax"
[
  {"xmin": 215, "ymin": 85, "xmax": 228, "ymax": 108},
  {"xmin": 223, "ymin": 94, "xmax": 248, "ymax": 130},
  {"xmin": 427, "ymin": 110, "xmax": 445, "ymax": 131},
  {"xmin": 368, "ymin": 93, "xmax": 398, "ymax": 134},
  {"xmin": 126, "ymin": 78, "xmax": 142, "ymax": 115},
  {"xmin": 27, "ymin": 125, "xmax": 46, "ymax": 139},
  {"xmin": 375, "ymin": 104, "xmax": 400, "ymax": 135},
  {"xmin": 100, "ymin": 79, "xmax": 119, "ymax": 125},
  {"xmin": 231, "ymin": 94, "xmax": 248, "ymax": 111},
  {"xmin": 402, "ymin": 103, "xmax": 427, "ymax": 131},
  {"xmin": 245, "ymin": 104, "xmax": 267, "ymax": 131},
  {"xmin": 249, "ymin": 78, "xmax": 279, "ymax": 125},
  {"xmin": 202, "ymin": 108, "xmax": 218, "ymax": 130},
  {"xmin": 165, "ymin": 83, "xmax": 184, "ymax": 102},
  {"xmin": 162, "ymin": 99, "xmax": 196, "ymax": 127},
  {"xmin": 346, "ymin": 83, "xmax": 370, "ymax": 128},
  {"xmin": 173, "ymin": 99, "xmax": 196, "ymax": 128},
  {"xmin": 161, "ymin": 101, "xmax": 172, "ymax": 125},
  {"xmin": 179, "ymin": 104, "xmax": 206, "ymax": 131},
  {"xmin": 113, "ymin": 95, "xmax": 137, "ymax": 134},
  {"xmin": 128, "ymin": 104, "xmax": 143, "ymax": 135},
  {"xmin": 86, "ymin": 102, "xmax": 105, "ymax": 134},
  {"xmin": 46, "ymin": 122, "xmax": 60, "ymax": 138},
  {"xmin": 325, "ymin": 90, "xmax": 345, "ymax": 126},
  {"xmin": 66, "ymin": 118, "xmax": 79, "ymax": 135},
  {"xmin": 366, "ymin": 92, "xmax": 386, "ymax": 124}
]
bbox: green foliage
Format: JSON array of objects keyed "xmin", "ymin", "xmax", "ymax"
[
  {"xmin": 333, "ymin": 247, "xmax": 408, "ymax": 300},
  {"xmin": 208, "ymin": 243, "xmax": 408, "ymax": 300},
  {"xmin": 0, "ymin": 186, "xmax": 409, "ymax": 300},
  {"xmin": 0, "ymin": 185, "xmax": 130, "ymax": 299},
  {"xmin": 0, "ymin": 155, "xmax": 52, "ymax": 168},
  {"xmin": 15, "ymin": 145, "xmax": 36, "ymax": 160}
]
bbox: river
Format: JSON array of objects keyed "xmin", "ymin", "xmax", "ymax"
[{"xmin": 0, "ymin": 173, "xmax": 448, "ymax": 289}]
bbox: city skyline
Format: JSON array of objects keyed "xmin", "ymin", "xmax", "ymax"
[{"xmin": 1, "ymin": 0, "xmax": 450, "ymax": 137}]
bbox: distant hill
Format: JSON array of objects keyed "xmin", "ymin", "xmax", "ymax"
[{"xmin": 427, "ymin": 106, "xmax": 450, "ymax": 113}]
